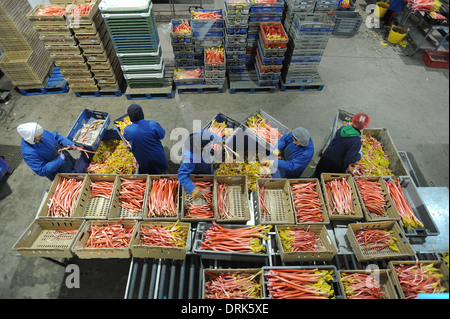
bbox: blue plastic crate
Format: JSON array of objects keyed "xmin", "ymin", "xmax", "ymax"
[
  {"xmin": 191, "ymin": 9, "xmax": 224, "ymax": 28},
  {"xmin": 250, "ymin": 0, "xmax": 285, "ymax": 8},
  {"xmin": 174, "ymin": 51, "xmax": 195, "ymax": 60},
  {"xmin": 250, "ymin": 6, "xmax": 283, "ymax": 13},
  {"xmin": 67, "ymin": 109, "xmax": 111, "ymax": 152},
  {"xmin": 193, "ymin": 29, "xmax": 224, "ymax": 37},
  {"xmin": 225, "ymin": 26, "xmax": 248, "ymax": 34},
  {"xmin": 249, "ymin": 15, "xmax": 282, "ymax": 23},
  {"xmin": 19, "ymin": 67, "xmax": 69, "ymax": 96},
  {"xmin": 257, "ymin": 45, "xmax": 285, "ymax": 65}
]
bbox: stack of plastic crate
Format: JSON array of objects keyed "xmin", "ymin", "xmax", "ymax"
[
  {"xmin": 170, "ymin": 19, "xmax": 194, "ymax": 68},
  {"xmin": 224, "ymin": 0, "xmax": 250, "ymax": 73},
  {"xmin": 100, "ymin": 0, "xmax": 165, "ymax": 89},
  {"xmin": 27, "ymin": 4, "xmax": 93, "ymax": 91},
  {"xmin": 314, "ymin": 0, "xmax": 340, "ymax": 13},
  {"xmin": 255, "ymin": 22, "xmax": 288, "ymax": 87},
  {"xmin": 191, "ymin": 8, "xmax": 225, "ymax": 68},
  {"xmin": 204, "ymin": 46, "xmax": 226, "ymax": 86},
  {"xmin": 284, "ymin": 0, "xmax": 317, "ymax": 34},
  {"xmin": 72, "ymin": 1, "xmax": 124, "ymax": 92},
  {"xmin": 0, "ymin": 0, "xmax": 54, "ymax": 90},
  {"xmin": 282, "ymin": 13, "xmax": 333, "ymax": 86}
]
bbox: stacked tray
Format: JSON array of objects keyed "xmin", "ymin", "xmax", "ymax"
[{"xmin": 100, "ymin": 0, "xmax": 165, "ymax": 88}]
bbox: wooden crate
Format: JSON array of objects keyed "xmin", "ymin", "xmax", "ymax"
[
  {"xmin": 353, "ymin": 176, "xmax": 401, "ymax": 222},
  {"xmin": 288, "ymin": 178, "xmax": 330, "ymax": 225},
  {"xmin": 37, "ymin": 173, "xmax": 88, "ymax": 219},
  {"xmin": 108, "ymin": 174, "xmax": 148, "ymax": 220},
  {"xmin": 72, "ymin": 219, "xmax": 137, "ymax": 259},
  {"xmin": 347, "ymin": 221, "xmax": 415, "ymax": 262},
  {"xmin": 388, "ymin": 260, "xmax": 449, "ymax": 299},
  {"xmin": 275, "ymin": 224, "xmax": 338, "ymax": 262},
  {"xmin": 320, "ymin": 173, "xmax": 364, "ymax": 221},
  {"xmin": 181, "ymin": 175, "xmax": 216, "ymax": 222},
  {"xmin": 82, "ymin": 174, "xmax": 118, "ymax": 219},
  {"xmin": 256, "ymin": 178, "xmax": 296, "ymax": 225},
  {"xmin": 130, "ymin": 221, "xmax": 191, "ymax": 259},
  {"xmin": 338, "ymin": 269, "xmax": 399, "ymax": 299},
  {"xmin": 13, "ymin": 218, "xmax": 84, "ymax": 258},
  {"xmin": 215, "ymin": 175, "xmax": 251, "ymax": 223},
  {"xmin": 144, "ymin": 175, "xmax": 180, "ymax": 221}
]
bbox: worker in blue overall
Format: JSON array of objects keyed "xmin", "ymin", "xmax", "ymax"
[
  {"xmin": 314, "ymin": 113, "xmax": 371, "ymax": 178},
  {"xmin": 383, "ymin": 0, "xmax": 405, "ymax": 26},
  {"xmin": 177, "ymin": 130, "xmax": 222, "ymax": 198},
  {"xmin": 123, "ymin": 104, "xmax": 168, "ymax": 175},
  {"xmin": 17, "ymin": 122, "xmax": 77, "ymax": 181},
  {"xmin": 270, "ymin": 127, "xmax": 314, "ymax": 178}
]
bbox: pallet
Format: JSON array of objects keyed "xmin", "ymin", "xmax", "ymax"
[
  {"xmin": 279, "ymin": 78, "xmax": 324, "ymax": 92},
  {"xmin": 176, "ymin": 83, "xmax": 225, "ymax": 94},
  {"xmin": 229, "ymin": 79, "xmax": 276, "ymax": 94},
  {"xmin": 125, "ymin": 84, "xmax": 174, "ymax": 100},
  {"xmin": 18, "ymin": 67, "xmax": 69, "ymax": 96},
  {"xmin": 73, "ymin": 89, "xmax": 123, "ymax": 98}
]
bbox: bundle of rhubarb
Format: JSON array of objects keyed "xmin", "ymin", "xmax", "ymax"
[
  {"xmin": 278, "ymin": 227, "xmax": 322, "ymax": 252},
  {"xmin": 174, "ymin": 68, "xmax": 204, "ymax": 80},
  {"xmin": 216, "ymin": 161, "xmax": 272, "ymax": 191},
  {"xmin": 246, "ymin": 113, "xmax": 283, "ymax": 146},
  {"xmin": 205, "ymin": 46, "xmax": 225, "ymax": 64},
  {"xmin": 47, "ymin": 177, "xmax": 84, "ymax": 217},
  {"xmin": 392, "ymin": 262, "xmax": 447, "ymax": 299},
  {"xmin": 406, "ymin": 0, "xmax": 442, "ymax": 12},
  {"xmin": 114, "ymin": 116, "xmax": 132, "ymax": 135},
  {"xmin": 349, "ymin": 134, "xmax": 393, "ymax": 177},
  {"xmin": 74, "ymin": 119, "xmax": 105, "ymax": 146},
  {"xmin": 147, "ymin": 178, "xmax": 179, "ymax": 218},
  {"xmin": 339, "ymin": 0, "xmax": 351, "ymax": 7},
  {"xmin": 217, "ymin": 182, "xmax": 236, "ymax": 220},
  {"xmin": 37, "ymin": 5, "xmax": 66, "ymax": 16},
  {"xmin": 258, "ymin": 184, "xmax": 272, "ymax": 223},
  {"xmin": 264, "ymin": 268, "xmax": 335, "ymax": 299},
  {"xmin": 385, "ymin": 179, "xmax": 424, "ymax": 230},
  {"xmin": 184, "ymin": 181, "xmax": 214, "ymax": 219},
  {"xmin": 261, "ymin": 23, "xmax": 288, "ymax": 42},
  {"xmin": 204, "ymin": 271, "xmax": 262, "ymax": 299},
  {"xmin": 355, "ymin": 178, "xmax": 388, "ymax": 217},
  {"xmin": 119, "ymin": 178, "xmax": 146, "ymax": 216},
  {"xmin": 172, "ymin": 20, "xmax": 191, "ymax": 34},
  {"xmin": 139, "ymin": 221, "xmax": 187, "ymax": 248},
  {"xmin": 205, "ymin": 119, "xmax": 237, "ymax": 156},
  {"xmin": 290, "ymin": 182, "xmax": 324, "ymax": 223},
  {"xmin": 340, "ymin": 272, "xmax": 387, "ymax": 299},
  {"xmin": 325, "ymin": 178, "xmax": 354, "ymax": 215},
  {"xmin": 86, "ymin": 140, "xmax": 137, "ymax": 175},
  {"xmin": 89, "ymin": 180, "xmax": 114, "ymax": 200},
  {"xmin": 85, "ymin": 219, "xmax": 135, "ymax": 249},
  {"xmin": 69, "ymin": 3, "xmax": 95, "ymax": 17},
  {"xmin": 191, "ymin": 10, "xmax": 222, "ymax": 19},
  {"xmin": 354, "ymin": 228, "xmax": 399, "ymax": 253},
  {"xmin": 199, "ymin": 222, "xmax": 271, "ymax": 253}
]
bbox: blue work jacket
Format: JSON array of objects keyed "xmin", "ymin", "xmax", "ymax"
[
  {"xmin": 20, "ymin": 130, "xmax": 75, "ymax": 181},
  {"xmin": 123, "ymin": 119, "xmax": 168, "ymax": 174},
  {"xmin": 177, "ymin": 130, "xmax": 222, "ymax": 194},
  {"xmin": 314, "ymin": 126, "xmax": 362, "ymax": 177},
  {"xmin": 274, "ymin": 132, "xmax": 315, "ymax": 178}
]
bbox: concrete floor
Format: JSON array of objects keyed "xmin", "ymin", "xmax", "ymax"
[{"xmin": 0, "ymin": 1, "xmax": 448, "ymax": 299}]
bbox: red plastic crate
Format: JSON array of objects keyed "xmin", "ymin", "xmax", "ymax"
[
  {"xmin": 423, "ymin": 50, "xmax": 449, "ymax": 69},
  {"xmin": 256, "ymin": 49, "xmax": 283, "ymax": 73},
  {"xmin": 260, "ymin": 22, "xmax": 289, "ymax": 49}
]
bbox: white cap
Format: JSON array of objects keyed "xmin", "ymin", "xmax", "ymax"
[{"xmin": 17, "ymin": 122, "xmax": 44, "ymax": 144}]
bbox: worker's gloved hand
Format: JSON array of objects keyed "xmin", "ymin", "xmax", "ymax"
[
  {"xmin": 358, "ymin": 151, "xmax": 363, "ymax": 159},
  {"xmin": 59, "ymin": 152, "xmax": 65, "ymax": 160},
  {"xmin": 273, "ymin": 149, "xmax": 280, "ymax": 157},
  {"xmin": 191, "ymin": 187, "xmax": 202, "ymax": 199},
  {"xmin": 68, "ymin": 144, "xmax": 77, "ymax": 150}
]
